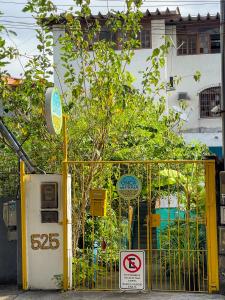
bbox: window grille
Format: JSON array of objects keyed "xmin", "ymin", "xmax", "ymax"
[
  {"xmin": 177, "ymin": 34, "xmax": 197, "ymax": 55},
  {"xmin": 99, "ymin": 31, "xmax": 117, "ymax": 43},
  {"xmin": 140, "ymin": 30, "xmax": 151, "ymax": 48},
  {"xmin": 0, "ymin": 155, "xmax": 18, "ymax": 197},
  {"xmin": 122, "ymin": 29, "xmax": 151, "ymax": 49},
  {"xmin": 177, "ymin": 28, "xmax": 220, "ymax": 56},
  {"xmin": 84, "ymin": 28, "xmax": 151, "ymax": 50},
  {"xmin": 199, "ymin": 86, "xmax": 221, "ymax": 118},
  {"xmin": 210, "ymin": 34, "xmax": 220, "ymax": 53}
]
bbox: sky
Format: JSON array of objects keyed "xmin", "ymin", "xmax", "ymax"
[{"xmin": 0, "ymin": 0, "xmax": 220, "ymax": 77}]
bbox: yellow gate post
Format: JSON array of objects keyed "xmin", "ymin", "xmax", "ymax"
[
  {"xmin": 20, "ymin": 160, "xmax": 27, "ymax": 290},
  {"xmin": 205, "ymin": 160, "xmax": 219, "ymax": 293},
  {"xmin": 62, "ymin": 115, "xmax": 69, "ymax": 290}
]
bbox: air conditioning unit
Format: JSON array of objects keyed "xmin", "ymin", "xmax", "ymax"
[{"xmin": 177, "ymin": 92, "xmax": 190, "ymax": 101}]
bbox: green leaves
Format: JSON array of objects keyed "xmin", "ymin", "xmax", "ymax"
[
  {"xmin": 23, "ymin": 0, "xmax": 57, "ymax": 14},
  {"xmin": 22, "ymin": 3, "xmax": 34, "ymax": 13},
  {"xmin": 158, "ymin": 169, "xmax": 186, "ymax": 186},
  {"xmin": 193, "ymin": 70, "xmax": 201, "ymax": 82},
  {"xmin": 0, "ymin": 0, "xmax": 207, "ymax": 182},
  {"xmin": 152, "ymin": 48, "xmax": 160, "ymax": 58},
  {"xmin": 0, "ymin": 0, "xmax": 209, "ymax": 266}
]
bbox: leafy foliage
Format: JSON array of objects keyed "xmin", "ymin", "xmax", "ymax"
[
  {"xmin": 0, "ymin": 0, "xmax": 208, "ymax": 170},
  {"xmin": 0, "ymin": 1, "xmax": 209, "ymax": 285}
]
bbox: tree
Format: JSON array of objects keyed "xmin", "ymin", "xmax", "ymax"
[
  {"xmin": 0, "ymin": 0, "xmax": 207, "ymax": 168},
  {"xmin": 0, "ymin": 0, "xmax": 208, "ymax": 269}
]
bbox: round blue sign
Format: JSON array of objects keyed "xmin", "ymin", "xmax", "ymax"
[
  {"xmin": 116, "ymin": 175, "xmax": 142, "ymax": 199},
  {"xmin": 45, "ymin": 87, "xmax": 63, "ymax": 135}
]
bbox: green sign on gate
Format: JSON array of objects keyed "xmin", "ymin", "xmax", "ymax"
[{"xmin": 116, "ymin": 175, "xmax": 141, "ymax": 199}]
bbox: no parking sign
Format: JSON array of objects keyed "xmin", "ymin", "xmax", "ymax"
[{"xmin": 119, "ymin": 250, "xmax": 145, "ymax": 290}]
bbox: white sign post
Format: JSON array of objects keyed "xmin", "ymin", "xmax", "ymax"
[{"xmin": 119, "ymin": 250, "xmax": 145, "ymax": 290}]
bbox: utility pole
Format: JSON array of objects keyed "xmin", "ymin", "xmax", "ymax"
[
  {"xmin": 219, "ymin": 2, "xmax": 225, "ymax": 294},
  {"xmin": 221, "ymin": 0, "xmax": 225, "ymax": 169}
]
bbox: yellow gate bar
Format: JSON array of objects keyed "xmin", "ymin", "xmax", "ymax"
[
  {"xmin": 62, "ymin": 115, "xmax": 69, "ymax": 290},
  {"xmin": 62, "ymin": 162, "xmax": 68, "ymax": 290},
  {"xmin": 205, "ymin": 161, "xmax": 219, "ymax": 293},
  {"xmin": 63, "ymin": 115, "xmax": 68, "ymax": 162},
  {"xmin": 20, "ymin": 161, "xmax": 27, "ymax": 290}
]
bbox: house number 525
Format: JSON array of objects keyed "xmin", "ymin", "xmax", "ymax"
[{"xmin": 31, "ymin": 233, "xmax": 60, "ymax": 250}]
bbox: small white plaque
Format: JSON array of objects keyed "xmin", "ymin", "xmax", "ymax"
[{"xmin": 119, "ymin": 250, "xmax": 145, "ymax": 290}]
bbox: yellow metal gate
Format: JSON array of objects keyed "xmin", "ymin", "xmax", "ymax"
[{"xmin": 63, "ymin": 160, "xmax": 218, "ymax": 292}]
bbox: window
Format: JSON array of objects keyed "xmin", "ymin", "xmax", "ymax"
[
  {"xmin": 177, "ymin": 26, "xmax": 220, "ymax": 55},
  {"xmin": 84, "ymin": 27, "xmax": 151, "ymax": 50},
  {"xmin": 99, "ymin": 31, "xmax": 117, "ymax": 43},
  {"xmin": 177, "ymin": 34, "xmax": 197, "ymax": 55},
  {"xmin": 99, "ymin": 30, "xmax": 111, "ymax": 41},
  {"xmin": 199, "ymin": 32, "xmax": 210, "ymax": 54},
  {"xmin": 140, "ymin": 30, "xmax": 151, "ymax": 48},
  {"xmin": 210, "ymin": 34, "xmax": 220, "ymax": 53},
  {"xmin": 136, "ymin": 30, "xmax": 151, "ymax": 49},
  {"xmin": 118, "ymin": 29, "xmax": 151, "ymax": 49},
  {"xmin": 199, "ymin": 86, "xmax": 221, "ymax": 118},
  {"xmin": 84, "ymin": 30, "xmax": 117, "ymax": 50}
]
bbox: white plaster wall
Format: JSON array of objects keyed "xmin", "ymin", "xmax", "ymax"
[
  {"xmin": 52, "ymin": 19, "xmax": 222, "ymax": 146},
  {"xmin": 52, "ymin": 19, "xmax": 166, "ymax": 93},
  {"xmin": 52, "ymin": 36, "xmax": 154, "ymax": 93},
  {"xmin": 183, "ymin": 132, "xmax": 222, "ymax": 146},
  {"xmin": 152, "ymin": 19, "xmax": 166, "ymax": 83},
  {"xmin": 126, "ymin": 49, "xmax": 152, "ymax": 89},
  {"xmin": 25, "ymin": 174, "xmax": 72, "ymax": 290},
  {"xmin": 126, "ymin": 19, "xmax": 166, "ymax": 90},
  {"xmin": 167, "ymin": 48, "xmax": 221, "ymax": 132},
  {"xmin": 165, "ymin": 24, "xmax": 222, "ymax": 147}
]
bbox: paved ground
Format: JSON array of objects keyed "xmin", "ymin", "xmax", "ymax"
[{"xmin": 0, "ymin": 287, "xmax": 225, "ymax": 300}]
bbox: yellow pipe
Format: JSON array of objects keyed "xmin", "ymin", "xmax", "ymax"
[
  {"xmin": 205, "ymin": 161, "xmax": 219, "ymax": 293},
  {"xmin": 63, "ymin": 115, "xmax": 68, "ymax": 161},
  {"xmin": 65, "ymin": 160, "xmax": 210, "ymax": 164},
  {"xmin": 148, "ymin": 164, "xmax": 152, "ymax": 290},
  {"xmin": 62, "ymin": 115, "xmax": 69, "ymax": 290},
  {"xmin": 147, "ymin": 215, "xmax": 150, "ymax": 289},
  {"xmin": 20, "ymin": 161, "xmax": 27, "ymax": 290}
]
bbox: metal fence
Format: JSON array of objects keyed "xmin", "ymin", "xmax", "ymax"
[
  {"xmin": 0, "ymin": 155, "xmax": 18, "ymax": 198},
  {"xmin": 64, "ymin": 160, "xmax": 218, "ymax": 292}
]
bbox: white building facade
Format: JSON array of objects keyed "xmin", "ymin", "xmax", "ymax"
[
  {"xmin": 52, "ymin": 8, "xmax": 222, "ymax": 157},
  {"xmin": 166, "ymin": 10, "xmax": 222, "ymax": 157}
]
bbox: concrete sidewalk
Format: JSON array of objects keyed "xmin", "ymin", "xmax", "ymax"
[{"xmin": 0, "ymin": 287, "xmax": 225, "ymax": 300}]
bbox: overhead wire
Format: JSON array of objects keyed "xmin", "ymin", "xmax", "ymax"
[
  {"xmin": 0, "ymin": 15, "xmax": 35, "ymax": 19},
  {"xmin": 0, "ymin": 0, "xmax": 220, "ymax": 3},
  {"xmin": 0, "ymin": 21, "xmax": 222, "ymax": 34},
  {"xmin": 0, "ymin": 0, "xmax": 220, "ymax": 90},
  {"xmin": 0, "ymin": 17, "xmax": 221, "ymax": 29},
  {"xmin": 0, "ymin": 0, "xmax": 220, "ymax": 6},
  {"xmin": 0, "ymin": 1, "xmax": 220, "ymax": 34},
  {"xmin": 55, "ymin": 3, "xmax": 219, "ymax": 7},
  {"xmin": 0, "ymin": 0, "xmax": 219, "ymax": 19},
  {"xmin": 0, "ymin": 20, "xmax": 38, "ymax": 29}
]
